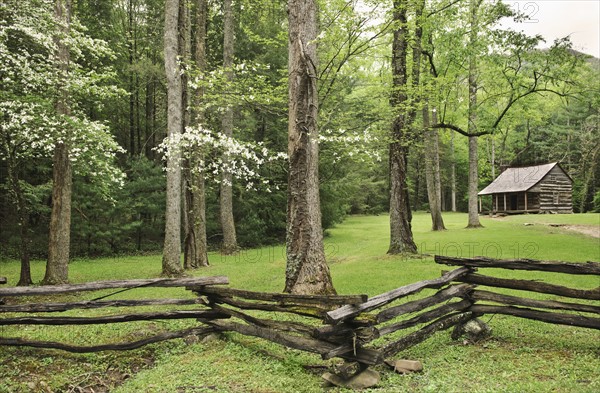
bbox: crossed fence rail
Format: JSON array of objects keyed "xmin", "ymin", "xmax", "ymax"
[{"xmin": 1, "ymin": 256, "xmax": 598, "ymax": 372}]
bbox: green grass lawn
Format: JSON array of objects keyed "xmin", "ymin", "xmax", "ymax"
[{"xmin": 0, "ymin": 212, "xmax": 599, "ymax": 392}]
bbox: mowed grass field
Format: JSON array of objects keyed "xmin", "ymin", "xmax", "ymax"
[{"xmin": 0, "ymin": 212, "xmax": 599, "ymax": 392}]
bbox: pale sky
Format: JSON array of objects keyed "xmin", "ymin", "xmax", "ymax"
[{"xmin": 501, "ymin": 0, "xmax": 600, "ymax": 58}]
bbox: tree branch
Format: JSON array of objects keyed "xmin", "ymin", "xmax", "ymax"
[{"xmin": 430, "ymin": 122, "xmax": 491, "ymax": 137}]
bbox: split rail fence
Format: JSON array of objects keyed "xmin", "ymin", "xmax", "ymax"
[{"xmin": 0, "ymin": 256, "xmax": 598, "ymax": 372}]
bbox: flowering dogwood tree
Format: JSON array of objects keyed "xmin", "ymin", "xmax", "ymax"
[
  {"xmin": 157, "ymin": 126, "xmax": 287, "ymax": 191},
  {"xmin": 0, "ymin": 0, "xmax": 124, "ymax": 285}
]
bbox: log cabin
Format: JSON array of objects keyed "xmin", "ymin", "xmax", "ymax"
[{"xmin": 478, "ymin": 162, "xmax": 573, "ymax": 214}]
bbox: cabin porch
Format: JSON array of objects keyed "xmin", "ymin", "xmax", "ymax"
[{"xmin": 479, "ymin": 192, "xmax": 541, "ymax": 214}]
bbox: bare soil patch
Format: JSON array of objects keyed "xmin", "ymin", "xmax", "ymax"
[
  {"xmin": 488, "ymin": 216, "xmax": 599, "ymax": 239},
  {"xmin": 559, "ymin": 225, "xmax": 600, "ymax": 239}
]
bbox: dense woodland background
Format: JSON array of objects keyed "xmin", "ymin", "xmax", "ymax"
[{"xmin": 1, "ymin": 0, "xmax": 599, "ymax": 260}]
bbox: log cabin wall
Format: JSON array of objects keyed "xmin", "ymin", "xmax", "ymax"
[{"xmin": 535, "ymin": 166, "xmax": 573, "ymax": 213}]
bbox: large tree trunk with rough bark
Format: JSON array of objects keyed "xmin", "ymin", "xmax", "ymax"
[
  {"xmin": 285, "ymin": 0, "xmax": 335, "ymax": 295},
  {"xmin": 424, "ymin": 105, "xmax": 446, "ymax": 231},
  {"xmin": 388, "ymin": 0, "xmax": 417, "ymax": 254},
  {"xmin": 183, "ymin": 0, "xmax": 209, "ymax": 269},
  {"xmin": 219, "ymin": 0, "xmax": 238, "ymax": 255},
  {"xmin": 44, "ymin": 0, "xmax": 73, "ymax": 285},
  {"xmin": 162, "ymin": 0, "xmax": 184, "ymax": 276},
  {"xmin": 466, "ymin": 0, "xmax": 482, "ymax": 228}
]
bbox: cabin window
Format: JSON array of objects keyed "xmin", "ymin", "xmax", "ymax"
[
  {"xmin": 549, "ymin": 175, "xmax": 557, "ymax": 182},
  {"xmin": 553, "ymin": 192, "xmax": 559, "ymax": 204}
]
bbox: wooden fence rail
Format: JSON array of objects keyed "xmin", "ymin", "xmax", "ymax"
[
  {"xmin": 0, "ymin": 277, "xmax": 229, "ymax": 297},
  {"xmin": 435, "ymin": 256, "xmax": 600, "ymax": 275},
  {"xmin": 434, "ymin": 255, "xmax": 600, "ymax": 331},
  {"xmin": 0, "ymin": 277, "xmax": 230, "ymax": 352},
  {"xmin": 1, "ymin": 256, "xmax": 599, "ymax": 387}
]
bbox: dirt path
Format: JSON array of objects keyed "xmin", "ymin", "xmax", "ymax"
[
  {"xmin": 559, "ymin": 225, "xmax": 600, "ymax": 239},
  {"xmin": 488, "ymin": 216, "xmax": 599, "ymax": 239}
]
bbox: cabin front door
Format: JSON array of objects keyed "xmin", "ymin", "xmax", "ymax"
[{"xmin": 510, "ymin": 194, "xmax": 518, "ymax": 210}]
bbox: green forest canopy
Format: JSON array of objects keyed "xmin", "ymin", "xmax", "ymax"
[{"xmin": 1, "ymin": 0, "xmax": 598, "ymax": 261}]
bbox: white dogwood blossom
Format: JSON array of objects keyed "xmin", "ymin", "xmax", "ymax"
[
  {"xmin": 319, "ymin": 127, "xmax": 383, "ymax": 163},
  {"xmin": 156, "ymin": 126, "xmax": 287, "ymax": 192},
  {"xmin": 0, "ymin": 0, "xmax": 126, "ymax": 199}
]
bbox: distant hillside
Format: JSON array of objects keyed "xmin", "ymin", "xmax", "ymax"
[{"xmin": 568, "ymin": 48, "xmax": 600, "ymax": 68}]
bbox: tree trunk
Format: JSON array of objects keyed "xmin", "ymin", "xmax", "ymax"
[
  {"xmin": 412, "ymin": 155, "xmax": 421, "ymax": 211},
  {"xmin": 450, "ymin": 130, "xmax": 457, "ymax": 212},
  {"xmin": 179, "ymin": 0, "xmax": 190, "ymax": 135},
  {"xmin": 388, "ymin": 143, "xmax": 417, "ymax": 254},
  {"xmin": 128, "ymin": 0, "xmax": 135, "ymax": 156},
  {"xmin": 578, "ymin": 137, "xmax": 599, "ymax": 213},
  {"xmin": 467, "ymin": 135, "xmax": 481, "ymax": 227},
  {"xmin": 424, "ymin": 105, "xmax": 446, "ymax": 231},
  {"xmin": 3, "ymin": 152, "xmax": 33, "ymax": 286},
  {"xmin": 219, "ymin": 0, "xmax": 238, "ymax": 254},
  {"xmin": 388, "ymin": 0, "xmax": 417, "ymax": 254},
  {"xmin": 183, "ymin": 0, "xmax": 209, "ymax": 269},
  {"xmin": 162, "ymin": 0, "xmax": 184, "ymax": 276},
  {"xmin": 415, "ymin": 0, "xmax": 444, "ymax": 231},
  {"xmin": 183, "ymin": 165, "xmax": 209, "ymax": 269},
  {"xmin": 145, "ymin": 46, "xmax": 156, "ymax": 158},
  {"xmin": 145, "ymin": 77, "xmax": 153, "ymax": 157},
  {"xmin": 44, "ymin": 0, "xmax": 73, "ymax": 285},
  {"xmin": 466, "ymin": 0, "xmax": 482, "ymax": 228},
  {"xmin": 490, "ymin": 135, "xmax": 495, "ymax": 179},
  {"xmin": 285, "ymin": 0, "xmax": 335, "ymax": 295},
  {"xmin": 17, "ymin": 202, "xmax": 32, "ymax": 286}
]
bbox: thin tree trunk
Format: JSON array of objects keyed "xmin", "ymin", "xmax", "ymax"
[
  {"xmin": 134, "ymin": 7, "xmax": 141, "ymax": 155},
  {"xmin": 466, "ymin": 0, "xmax": 482, "ymax": 228},
  {"xmin": 467, "ymin": 135, "xmax": 481, "ymax": 227},
  {"xmin": 412, "ymin": 0, "xmax": 425, "ymax": 216},
  {"xmin": 431, "ymin": 109, "xmax": 445, "ymax": 219},
  {"xmin": 285, "ymin": 0, "xmax": 335, "ymax": 295},
  {"xmin": 219, "ymin": 0, "xmax": 237, "ymax": 254},
  {"xmin": 424, "ymin": 105, "xmax": 446, "ymax": 230},
  {"xmin": 450, "ymin": 130, "xmax": 457, "ymax": 212},
  {"xmin": 490, "ymin": 135, "xmax": 495, "ymax": 179},
  {"xmin": 151, "ymin": 67, "xmax": 158, "ymax": 157},
  {"xmin": 388, "ymin": 0, "xmax": 417, "ymax": 254},
  {"xmin": 145, "ymin": 76, "xmax": 153, "ymax": 157},
  {"xmin": 184, "ymin": 0, "xmax": 209, "ymax": 269},
  {"xmin": 162, "ymin": 0, "xmax": 184, "ymax": 276},
  {"xmin": 579, "ymin": 145, "xmax": 599, "ymax": 213},
  {"xmin": 181, "ymin": 0, "xmax": 191, "ymax": 267},
  {"xmin": 183, "ymin": 167, "xmax": 209, "ymax": 269},
  {"xmin": 44, "ymin": 0, "xmax": 73, "ymax": 285},
  {"xmin": 179, "ymin": 0, "xmax": 190, "ymax": 136},
  {"xmin": 413, "ymin": 156, "xmax": 421, "ymax": 211},
  {"xmin": 128, "ymin": 0, "xmax": 135, "ymax": 156},
  {"xmin": 3, "ymin": 152, "xmax": 33, "ymax": 286}
]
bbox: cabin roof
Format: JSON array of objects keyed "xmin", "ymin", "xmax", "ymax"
[{"xmin": 478, "ymin": 162, "xmax": 568, "ymax": 195}]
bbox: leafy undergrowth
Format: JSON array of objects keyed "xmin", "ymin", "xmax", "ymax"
[{"xmin": 1, "ymin": 213, "xmax": 599, "ymax": 392}]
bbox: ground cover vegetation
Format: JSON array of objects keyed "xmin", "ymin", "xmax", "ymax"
[
  {"xmin": 1, "ymin": 0, "xmax": 599, "ymax": 390},
  {"xmin": 0, "ymin": 213, "xmax": 599, "ymax": 392},
  {"xmin": 1, "ymin": 0, "xmax": 598, "ymax": 266}
]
